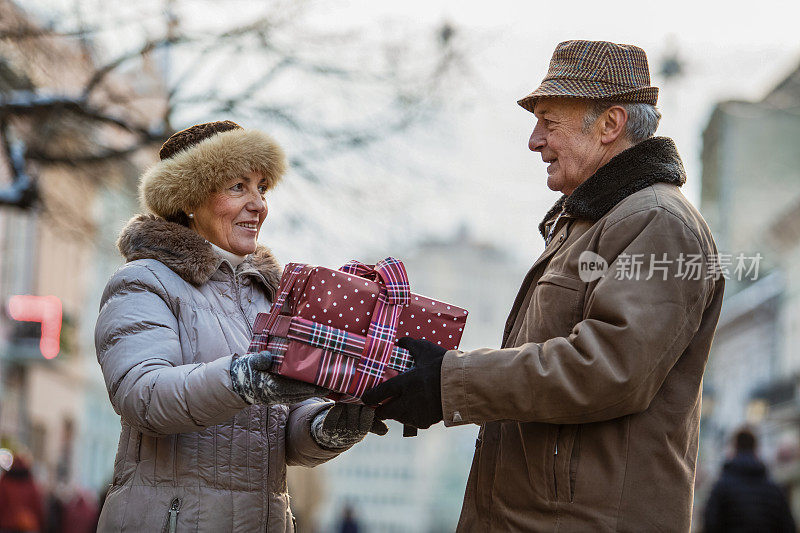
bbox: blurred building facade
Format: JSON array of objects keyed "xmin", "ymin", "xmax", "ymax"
[
  {"xmin": 697, "ymin": 59, "xmax": 800, "ymax": 523},
  {"xmin": 0, "ymin": 0, "xmax": 165, "ymax": 498},
  {"xmin": 310, "ymin": 228, "xmax": 530, "ymax": 532}
]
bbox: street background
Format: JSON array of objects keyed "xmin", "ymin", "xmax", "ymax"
[{"xmin": 2, "ymin": 0, "xmax": 800, "ymax": 531}]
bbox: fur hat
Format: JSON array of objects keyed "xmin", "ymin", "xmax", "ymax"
[{"xmin": 140, "ymin": 120, "xmax": 287, "ymax": 219}]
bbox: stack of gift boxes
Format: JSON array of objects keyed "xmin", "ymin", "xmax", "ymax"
[{"xmin": 247, "ymin": 258, "xmax": 468, "ymax": 401}]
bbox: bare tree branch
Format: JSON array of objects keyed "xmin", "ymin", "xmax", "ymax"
[
  {"xmin": 2, "ymin": 0, "xmax": 468, "ymax": 217},
  {"xmin": 25, "ymin": 138, "xmax": 165, "ymax": 165},
  {"xmin": 0, "ymin": 92, "xmax": 159, "ymax": 138},
  {"xmin": 82, "ymin": 35, "xmax": 186, "ymax": 97},
  {"xmin": 0, "ymin": 131, "xmax": 37, "ymax": 208},
  {"xmin": 0, "ymin": 27, "xmax": 96, "ymax": 40}
]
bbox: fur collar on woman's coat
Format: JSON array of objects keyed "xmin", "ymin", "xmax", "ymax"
[{"xmin": 116, "ymin": 214, "xmax": 282, "ymax": 293}]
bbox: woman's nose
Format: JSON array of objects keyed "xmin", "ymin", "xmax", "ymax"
[{"xmin": 248, "ymin": 193, "xmax": 267, "ymax": 214}]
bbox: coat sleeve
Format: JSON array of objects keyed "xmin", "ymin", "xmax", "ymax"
[
  {"xmin": 95, "ymin": 263, "xmax": 248, "ymax": 436},
  {"xmin": 441, "ymin": 207, "xmax": 718, "ymax": 426},
  {"xmin": 284, "ymin": 399, "xmax": 351, "ymax": 466}
]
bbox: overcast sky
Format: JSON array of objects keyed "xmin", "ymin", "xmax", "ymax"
[
  {"xmin": 321, "ymin": 0, "xmax": 800, "ymax": 264},
  {"xmin": 296, "ymin": 0, "xmax": 800, "ymax": 262},
  {"xmin": 25, "ymin": 0, "xmax": 800, "ymax": 264}
]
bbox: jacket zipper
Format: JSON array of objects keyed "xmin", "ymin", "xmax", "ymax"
[
  {"xmin": 233, "ymin": 270, "xmax": 253, "ymax": 336},
  {"xmin": 162, "ymin": 498, "xmax": 181, "ymax": 533},
  {"xmin": 264, "ymin": 410, "xmax": 271, "ymax": 527},
  {"xmin": 546, "ymin": 207, "xmax": 567, "ymax": 245},
  {"xmin": 234, "ymin": 267, "xmax": 269, "ymax": 526}
]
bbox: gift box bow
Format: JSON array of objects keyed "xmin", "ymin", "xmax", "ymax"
[{"xmin": 249, "ymin": 257, "xmax": 466, "ymax": 399}]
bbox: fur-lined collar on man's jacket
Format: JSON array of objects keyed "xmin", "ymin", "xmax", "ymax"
[
  {"xmin": 116, "ymin": 214, "xmax": 282, "ymax": 295},
  {"xmin": 538, "ymin": 136, "xmax": 687, "ymax": 237}
]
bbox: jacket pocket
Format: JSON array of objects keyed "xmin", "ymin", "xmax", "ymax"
[
  {"xmin": 474, "ymin": 422, "xmax": 500, "ymax": 516},
  {"xmin": 135, "ymin": 432, "xmax": 143, "ymax": 463},
  {"xmin": 538, "ymin": 271, "xmax": 583, "ymax": 291},
  {"xmin": 161, "ymin": 497, "xmax": 181, "ymax": 533},
  {"xmin": 569, "ymin": 425, "xmax": 582, "ymax": 503},
  {"xmin": 552, "ymin": 424, "xmax": 582, "ymax": 503},
  {"xmin": 552, "ymin": 425, "xmax": 561, "ymax": 502},
  {"xmin": 533, "ymin": 272, "xmax": 584, "ymax": 339}
]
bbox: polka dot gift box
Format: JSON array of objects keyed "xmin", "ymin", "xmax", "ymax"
[{"xmin": 246, "ymin": 257, "xmax": 469, "ymax": 400}]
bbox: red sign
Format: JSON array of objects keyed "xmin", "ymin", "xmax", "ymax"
[{"xmin": 7, "ymin": 295, "xmax": 62, "ymax": 359}]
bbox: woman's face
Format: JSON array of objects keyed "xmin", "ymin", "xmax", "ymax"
[{"xmin": 190, "ymin": 170, "xmax": 269, "ymax": 256}]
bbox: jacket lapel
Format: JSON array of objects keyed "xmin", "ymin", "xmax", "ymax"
[
  {"xmin": 504, "ymin": 137, "xmax": 687, "ymax": 347},
  {"xmin": 503, "ymin": 216, "xmax": 575, "ymax": 346}
]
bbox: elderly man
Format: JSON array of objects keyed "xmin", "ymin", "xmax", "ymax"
[{"xmin": 363, "ymin": 40, "xmax": 725, "ymax": 531}]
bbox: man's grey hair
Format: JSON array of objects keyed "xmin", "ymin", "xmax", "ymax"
[{"xmin": 582, "ymin": 101, "xmax": 661, "ymax": 144}]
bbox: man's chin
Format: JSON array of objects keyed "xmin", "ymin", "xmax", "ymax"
[{"xmin": 546, "ymin": 175, "xmax": 562, "ymax": 193}]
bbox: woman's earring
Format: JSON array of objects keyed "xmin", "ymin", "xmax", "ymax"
[{"xmin": 188, "ymin": 213, "xmax": 194, "ymax": 219}]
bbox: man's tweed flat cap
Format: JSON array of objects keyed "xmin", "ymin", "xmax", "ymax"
[{"xmin": 518, "ymin": 40, "xmax": 659, "ymax": 112}]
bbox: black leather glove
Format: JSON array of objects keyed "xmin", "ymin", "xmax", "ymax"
[
  {"xmin": 230, "ymin": 351, "xmax": 328, "ymax": 405},
  {"xmin": 311, "ymin": 403, "xmax": 389, "ymax": 449},
  {"xmin": 361, "ymin": 337, "xmax": 446, "ymax": 430}
]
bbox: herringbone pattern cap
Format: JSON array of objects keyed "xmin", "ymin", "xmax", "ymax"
[{"xmin": 518, "ymin": 40, "xmax": 659, "ymax": 112}]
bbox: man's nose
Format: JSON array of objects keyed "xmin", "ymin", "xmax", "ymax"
[{"xmin": 529, "ymin": 123, "xmax": 546, "ymax": 152}]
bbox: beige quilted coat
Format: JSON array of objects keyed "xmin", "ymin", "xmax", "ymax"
[{"xmin": 96, "ymin": 215, "xmax": 343, "ymax": 532}]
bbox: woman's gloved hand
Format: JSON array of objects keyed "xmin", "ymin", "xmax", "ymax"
[
  {"xmin": 311, "ymin": 403, "xmax": 389, "ymax": 450},
  {"xmin": 230, "ymin": 351, "xmax": 328, "ymax": 405}
]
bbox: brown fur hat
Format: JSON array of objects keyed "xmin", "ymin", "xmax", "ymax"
[{"xmin": 140, "ymin": 120, "xmax": 287, "ymax": 219}]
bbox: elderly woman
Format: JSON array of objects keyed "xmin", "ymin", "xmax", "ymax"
[{"xmin": 95, "ymin": 121, "xmax": 381, "ymax": 532}]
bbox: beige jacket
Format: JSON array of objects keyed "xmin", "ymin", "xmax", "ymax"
[
  {"xmin": 96, "ymin": 215, "xmax": 344, "ymax": 532},
  {"xmin": 442, "ymin": 138, "xmax": 725, "ymax": 532}
]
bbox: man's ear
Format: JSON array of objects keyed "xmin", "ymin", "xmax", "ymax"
[{"xmin": 599, "ymin": 105, "xmax": 628, "ymax": 144}]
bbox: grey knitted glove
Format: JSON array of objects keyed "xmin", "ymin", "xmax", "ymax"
[
  {"xmin": 311, "ymin": 403, "xmax": 389, "ymax": 449},
  {"xmin": 230, "ymin": 351, "xmax": 327, "ymax": 405}
]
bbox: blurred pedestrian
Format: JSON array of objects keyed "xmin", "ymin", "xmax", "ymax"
[
  {"xmin": 364, "ymin": 40, "xmax": 725, "ymax": 531},
  {"xmin": 0, "ymin": 453, "xmax": 44, "ymax": 533},
  {"xmin": 703, "ymin": 428, "xmax": 795, "ymax": 533},
  {"xmin": 60, "ymin": 488, "xmax": 99, "ymax": 533},
  {"xmin": 95, "ymin": 121, "xmax": 384, "ymax": 531},
  {"xmin": 43, "ymin": 483, "xmax": 64, "ymax": 533},
  {"xmin": 337, "ymin": 504, "xmax": 360, "ymax": 533}
]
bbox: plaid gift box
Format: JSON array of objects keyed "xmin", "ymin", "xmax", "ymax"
[{"xmin": 247, "ymin": 257, "xmax": 469, "ymax": 400}]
